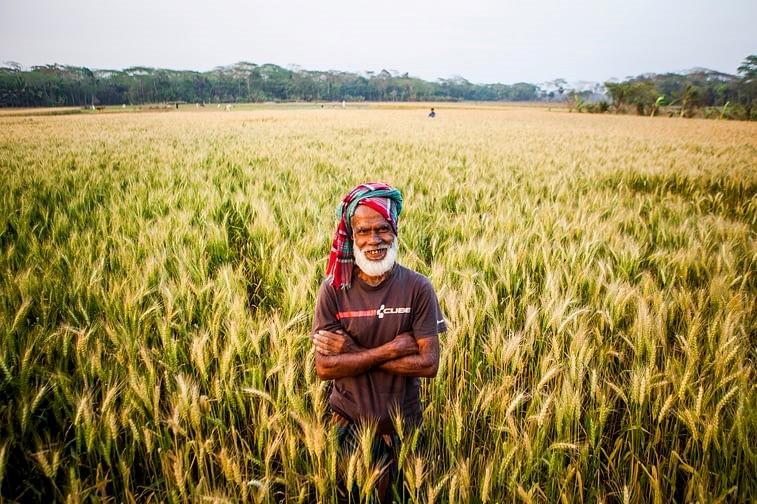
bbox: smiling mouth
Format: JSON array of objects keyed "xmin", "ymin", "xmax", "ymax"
[{"xmin": 365, "ymin": 248, "xmax": 388, "ymax": 260}]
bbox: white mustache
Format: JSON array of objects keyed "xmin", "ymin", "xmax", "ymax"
[{"xmin": 354, "ymin": 240, "xmax": 398, "ymax": 277}]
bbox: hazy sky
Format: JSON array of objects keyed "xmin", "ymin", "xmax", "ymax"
[{"xmin": 1, "ymin": 0, "xmax": 755, "ymax": 84}]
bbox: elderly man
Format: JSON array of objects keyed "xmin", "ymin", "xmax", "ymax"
[{"xmin": 311, "ymin": 182, "xmax": 446, "ymax": 500}]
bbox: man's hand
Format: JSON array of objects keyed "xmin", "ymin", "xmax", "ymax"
[
  {"xmin": 378, "ymin": 335, "xmax": 439, "ymax": 377},
  {"xmin": 389, "ymin": 332, "xmax": 419, "ymax": 357},
  {"xmin": 312, "ymin": 329, "xmax": 360, "ymax": 356}
]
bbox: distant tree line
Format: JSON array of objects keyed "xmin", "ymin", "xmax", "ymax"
[
  {"xmin": 0, "ymin": 62, "xmax": 541, "ymax": 107},
  {"xmin": 2, "ymin": 56, "xmax": 754, "ymax": 120},
  {"xmin": 597, "ymin": 55, "xmax": 756, "ymax": 120}
]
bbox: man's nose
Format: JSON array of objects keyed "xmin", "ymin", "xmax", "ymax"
[{"xmin": 368, "ymin": 232, "xmax": 383, "ymax": 244}]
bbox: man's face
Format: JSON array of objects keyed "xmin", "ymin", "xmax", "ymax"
[
  {"xmin": 351, "ymin": 205, "xmax": 397, "ymax": 276},
  {"xmin": 351, "ymin": 205, "xmax": 394, "ymax": 259}
]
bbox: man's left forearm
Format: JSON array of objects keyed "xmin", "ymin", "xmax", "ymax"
[
  {"xmin": 378, "ymin": 334, "xmax": 439, "ymax": 377},
  {"xmin": 377, "ymin": 353, "xmax": 438, "ymax": 377}
]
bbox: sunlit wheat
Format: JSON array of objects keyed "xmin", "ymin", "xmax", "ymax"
[{"xmin": 0, "ymin": 104, "xmax": 754, "ymax": 501}]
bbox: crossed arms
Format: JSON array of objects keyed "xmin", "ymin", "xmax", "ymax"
[{"xmin": 312, "ymin": 329, "xmax": 439, "ymax": 380}]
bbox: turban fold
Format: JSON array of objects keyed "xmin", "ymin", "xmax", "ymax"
[{"xmin": 326, "ymin": 182, "xmax": 403, "ymax": 289}]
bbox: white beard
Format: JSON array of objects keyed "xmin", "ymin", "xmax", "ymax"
[{"xmin": 354, "ymin": 239, "xmax": 398, "ymax": 278}]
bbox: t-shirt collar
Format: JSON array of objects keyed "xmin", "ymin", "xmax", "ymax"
[{"xmin": 352, "ymin": 263, "xmax": 400, "ymax": 291}]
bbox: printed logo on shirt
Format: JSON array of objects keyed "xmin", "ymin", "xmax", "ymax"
[
  {"xmin": 336, "ymin": 304, "xmax": 411, "ymax": 320},
  {"xmin": 377, "ymin": 304, "xmax": 411, "ymax": 319}
]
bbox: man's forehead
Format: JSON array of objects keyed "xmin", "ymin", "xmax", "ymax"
[{"xmin": 351, "ymin": 205, "xmax": 390, "ymax": 226}]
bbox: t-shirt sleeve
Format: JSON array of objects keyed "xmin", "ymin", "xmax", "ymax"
[
  {"xmin": 412, "ymin": 277, "xmax": 447, "ymax": 340},
  {"xmin": 312, "ymin": 280, "xmax": 343, "ymax": 335}
]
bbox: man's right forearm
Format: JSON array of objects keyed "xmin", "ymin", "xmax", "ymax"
[{"xmin": 315, "ymin": 342, "xmax": 413, "ymax": 380}]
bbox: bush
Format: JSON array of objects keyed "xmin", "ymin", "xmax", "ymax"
[{"xmin": 581, "ymin": 101, "xmax": 610, "ymax": 114}]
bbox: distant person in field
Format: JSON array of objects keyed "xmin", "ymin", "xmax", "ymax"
[
  {"xmin": 312, "ymin": 182, "xmax": 446, "ymax": 502},
  {"xmin": 428, "ymin": 107, "xmax": 436, "ymax": 118}
]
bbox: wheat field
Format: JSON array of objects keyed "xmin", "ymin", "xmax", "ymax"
[{"xmin": 0, "ymin": 104, "xmax": 755, "ymax": 502}]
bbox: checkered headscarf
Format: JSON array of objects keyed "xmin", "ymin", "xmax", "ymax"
[{"xmin": 326, "ymin": 182, "xmax": 403, "ymax": 289}]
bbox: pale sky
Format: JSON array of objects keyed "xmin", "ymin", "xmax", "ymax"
[{"xmin": 1, "ymin": 0, "xmax": 755, "ymax": 84}]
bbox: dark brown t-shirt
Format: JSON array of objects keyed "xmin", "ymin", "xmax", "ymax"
[{"xmin": 312, "ymin": 264, "xmax": 447, "ymax": 431}]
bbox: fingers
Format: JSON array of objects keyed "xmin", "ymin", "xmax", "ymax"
[
  {"xmin": 316, "ymin": 346, "xmax": 336, "ymax": 356},
  {"xmin": 311, "ymin": 329, "xmax": 357, "ymax": 355},
  {"xmin": 312, "ymin": 331, "xmax": 342, "ymax": 355},
  {"xmin": 318, "ymin": 329, "xmax": 346, "ymax": 340},
  {"xmin": 312, "ymin": 333, "xmax": 332, "ymax": 353},
  {"xmin": 315, "ymin": 330, "xmax": 350, "ymax": 346},
  {"xmin": 314, "ymin": 342, "xmax": 336, "ymax": 356},
  {"xmin": 313, "ymin": 332, "xmax": 339, "ymax": 348}
]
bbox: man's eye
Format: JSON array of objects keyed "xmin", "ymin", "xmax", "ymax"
[{"xmin": 355, "ymin": 227, "xmax": 391, "ymax": 237}]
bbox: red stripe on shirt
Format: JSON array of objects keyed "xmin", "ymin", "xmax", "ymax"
[{"xmin": 336, "ymin": 309, "xmax": 376, "ymax": 320}]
